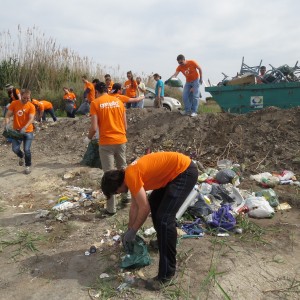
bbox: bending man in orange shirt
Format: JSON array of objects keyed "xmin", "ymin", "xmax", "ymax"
[
  {"xmin": 87, "ymin": 82, "xmax": 129, "ymax": 214},
  {"xmin": 170, "ymin": 54, "xmax": 203, "ymax": 117},
  {"xmin": 101, "ymin": 152, "xmax": 198, "ymax": 289},
  {"xmin": 32, "ymin": 99, "xmax": 57, "ymax": 122},
  {"xmin": 4, "ymin": 89, "xmax": 36, "ymax": 175}
]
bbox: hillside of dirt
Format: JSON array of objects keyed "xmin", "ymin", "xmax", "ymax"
[{"xmin": 0, "ymin": 107, "xmax": 299, "ymax": 300}]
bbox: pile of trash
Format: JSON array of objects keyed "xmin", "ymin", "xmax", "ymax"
[
  {"xmin": 35, "ymin": 185, "xmax": 106, "ymax": 223},
  {"xmin": 217, "ymin": 57, "xmax": 300, "ymax": 86},
  {"xmin": 173, "ymin": 159, "xmax": 298, "ymax": 237}
]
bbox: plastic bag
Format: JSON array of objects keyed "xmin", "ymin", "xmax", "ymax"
[
  {"xmin": 215, "ymin": 169, "xmax": 236, "ymax": 184},
  {"xmin": 2, "ymin": 128, "xmax": 24, "ymax": 140},
  {"xmin": 120, "ymin": 235, "xmax": 151, "ymax": 269},
  {"xmin": 255, "ymin": 189, "xmax": 279, "ymax": 208},
  {"xmin": 80, "ymin": 140, "xmax": 102, "ymax": 168},
  {"xmin": 208, "ymin": 204, "xmax": 236, "ymax": 231},
  {"xmin": 76, "ymin": 101, "xmax": 90, "ymax": 115},
  {"xmin": 187, "ymin": 194, "xmax": 213, "ymax": 217},
  {"xmin": 65, "ymin": 100, "xmax": 75, "ymax": 114},
  {"xmin": 245, "ymin": 196, "xmax": 275, "ymax": 218}
]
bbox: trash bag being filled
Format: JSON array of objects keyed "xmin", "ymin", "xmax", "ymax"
[
  {"xmin": 80, "ymin": 140, "xmax": 102, "ymax": 168},
  {"xmin": 120, "ymin": 235, "xmax": 151, "ymax": 269}
]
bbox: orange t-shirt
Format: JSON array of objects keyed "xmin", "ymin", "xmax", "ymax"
[
  {"xmin": 69, "ymin": 92, "xmax": 76, "ymax": 100},
  {"xmin": 176, "ymin": 60, "xmax": 200, "ymax": 82},
  {"xmin": 124, "ymin": 80, "xmax": 137, "ymax": 98},
  {"xmin": 31, "ymin": 99, "xmax": 44, "ymax": 112},
  {"xmin": 39, "ymin": 100, "xmax": 53, "ymax": 110},
  {"xmin": 90, "ymin": 94, "xmax": 127, "ymax": 145},
  {"xmin": 8, "ymin": 100, "xmax": 36, "ymax": 132},
  {"xmin": 84, "ymin": 81, "xmax": 95, "ymax": 103},
  {"xmin": 125, "ymin": 152, "xmax": 191, "ymax": 197},
  {"xmin": 113, "ymin": 94, "xmax": 130, "ymax": 104}
]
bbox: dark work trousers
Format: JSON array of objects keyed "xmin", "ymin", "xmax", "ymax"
[{"xmin": 148, "ymin": 161, "xmax": 198, "ymax": 280}]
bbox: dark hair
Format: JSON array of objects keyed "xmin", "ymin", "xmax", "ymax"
[
  {"xmin": 153, "ymin": 73, "xmax": 161, "ymax": 79},
  {"xmin": 260, "ymin": 66, "xmax": 266, "ymax": 70},
  {"xmin": 101, "ymin": 169, "xmax": 125, "ymax": 199},
  {"xmin": 92, "ymin": 78, "xmax": 100, "ymax": 84},
  {"xmin": 104, "ymin": 74, "xmax": 111, "ymax": 79},
  {"xmin": 111, "ymin": 83, "xmax": 122, "ymax": 94},
  {"xmin": 95, "ymin": 82, "xmax": 108, "ymax": 94},
  {"xmin": 82, "ymin": 75, "xmax": 87, "ymax": 80},
  {"xmin": 177, "ymin": 54, "xmax": 185, "ymax": 61}
]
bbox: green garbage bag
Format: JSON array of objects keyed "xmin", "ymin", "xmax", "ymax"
[
  {"xmin": 120, "ymin": 235, "xmax": 151, "ymax": 269},
  {"xmin": 164, "ymin": 77, "xmax": 183, "ymax": 88},
  {"xmin": 2, "ymin": 128, "xmax": 24, "ymax": 140},
  {"xmin": 80, "ymin": 140, "xmax": 102, "ymax": 168}
]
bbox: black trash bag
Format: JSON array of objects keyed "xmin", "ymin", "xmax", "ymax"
[
  {"xmin": 65, "ymin": 100, "xmax": 75, "ymax": 114},
  {"xmin": 76, "ymin": 101, "xmax": 90, "ymax": 115},
  {"xmin": 2, "ymin": 128, "xmax": 24, "ymax": 140},
  {"xmin": 211, "ymin": 184, "xmax": 235, "ymax": 203},
  {"xmin": 215, "ymin": 169, "xmax": 236, "ymax": 184},
  {"xmin": 80, "ymin": 140, "xmax": 102, "ymax": 168},
  {"xmin": 187, "ymin": 194, "xmax": 213, "ymax": 217},
  {"xmin": 120, "ymin": 235, "xmax": 151, "ymax": 269}
]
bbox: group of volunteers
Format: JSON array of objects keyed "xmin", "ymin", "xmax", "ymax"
[{"xmin": 2, "ymin": 54, "xmax": 203, "ymax": 290}]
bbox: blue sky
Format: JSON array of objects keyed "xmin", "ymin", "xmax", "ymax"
[{"xmin": 1, "ymin": 0, "xmax": 299, "ymax": 96}]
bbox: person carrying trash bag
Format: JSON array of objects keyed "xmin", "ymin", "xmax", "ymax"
[
  {"xmin": 63, "ymin": 87, "xmax": 76, "ymax": 118},
  {"xmin": 101, "ymin": 151, "xmax": 198, "ymax": 290},
  {"xmin": 3, "ymin": 89, "xmax": 36, "ymax": 175}
]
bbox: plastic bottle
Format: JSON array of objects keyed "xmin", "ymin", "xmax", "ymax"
[{"xmin": 176, "ymin": 185, "xmax": 200, "ymax": 220}]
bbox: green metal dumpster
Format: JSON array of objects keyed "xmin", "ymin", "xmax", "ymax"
[{"xmin": 205, "ymin": 82, "xmax": 300, "ymax": 114}]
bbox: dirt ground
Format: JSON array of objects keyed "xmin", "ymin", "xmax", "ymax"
[{"xmin": 0, "ymin": 107, "xmax": 299, "ymax": 300}]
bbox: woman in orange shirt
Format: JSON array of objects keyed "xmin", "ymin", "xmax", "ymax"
[{"xmin": 123, "ymin": 71, "xmax": 138, "ymax": 109}]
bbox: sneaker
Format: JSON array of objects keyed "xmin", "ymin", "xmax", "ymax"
[
  {"xmin": 19, "ymin": 157, "xmax": 24, "ymax": 166},
  {"xmin": 190, "ymin": 112, "xmax": 197, "ymax": 117},
  {"xmin": 24, "ymin": 166, "xmax": 31, "ymax": 175},
  {"xmin": 180, "ymin": 110, "xmax": 188, "ymax": 116},
  {"xmin": 103, "ymin": 209, "xmax": 116, "ymax": 216},
  {"xmin": 145, "ymin": 275, "xmax": 177, "ymax": 291}
]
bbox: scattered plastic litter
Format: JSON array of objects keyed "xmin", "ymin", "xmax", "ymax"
[
  {"xmin": 245, "ymin": 197, "xmax": 275, "ymax": 218},
  {"xmin": 144, "ymin": 227, "xmax": 156, "ymax": 236},
  {"xmin": 99, "ymin": 273, "xmax": 109, "ymax": 279},
  {"xmin": 276, "ymin": 202, "xmax": 292, "ymax": 211}
]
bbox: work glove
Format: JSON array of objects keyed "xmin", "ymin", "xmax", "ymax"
[
  {"xmin": 83, "ymin": 136, "xmax": 91, "ymax": 145},
  {"xmin": 199, "ymin": 78, "xmax": 203, "ymax": 85},
  {"xmin": 20, "ymin": 127, "xmax": 26, "ymax": 134},
  {"xmin": 122, "ymin": 228, "xmax": 137, "ymax": 253},
  {"xmin": 5, "ymin": 124, "xmax": 10, "ymax": 131}
]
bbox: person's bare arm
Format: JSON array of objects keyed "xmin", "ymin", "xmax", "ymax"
[
  {"xmin": 4, "ymin": 110, "xmax": 13, "ymax": 127},
  {"xmin": 130, "ymin": 187, "xmax": 150, "ymax": 231},
  {"xmin": 128, "ymin": 95, "xmax": 145, "ymax": 103},
  {"xmin": 196, "ymin": 64, "xmax": 203, "ymax": 84},
  {"xmin": 23, "ymin": 113, "xmax": 35, "ymax": 131},
  {"xmin": 170, "ymin": 71, "xmax": 180, "ymax": 78}
]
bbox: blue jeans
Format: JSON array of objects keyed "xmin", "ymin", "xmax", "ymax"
[
  {"xmin": 182, "ymin": 79, "xmax": 200, "ymax": 113},
  {"xmin": 12, "ymin": 132, "xmax": 34, "ymax": 166},
  {"xmin": 135, "ymin": 99, "xmax": 144, "ymax": 108},
  {"xmin": 42, "ymin": 109, "xmax": 57, "ymax": 121},
  {"xmin": 148, "ymin": 162, "xmax": 198, "ymax": 280}
]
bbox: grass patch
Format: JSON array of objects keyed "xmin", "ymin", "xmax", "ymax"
[
  {"xmin": 0, "ymin": 206, "xmax": 5, "ymax": 213},
  {"xmin": 199, "ymin": 101, "xmax": 222, "ymax": 114},
  {"xmin": 0, "ymin": 230, "xmax": 44, "ymax": 258}
]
